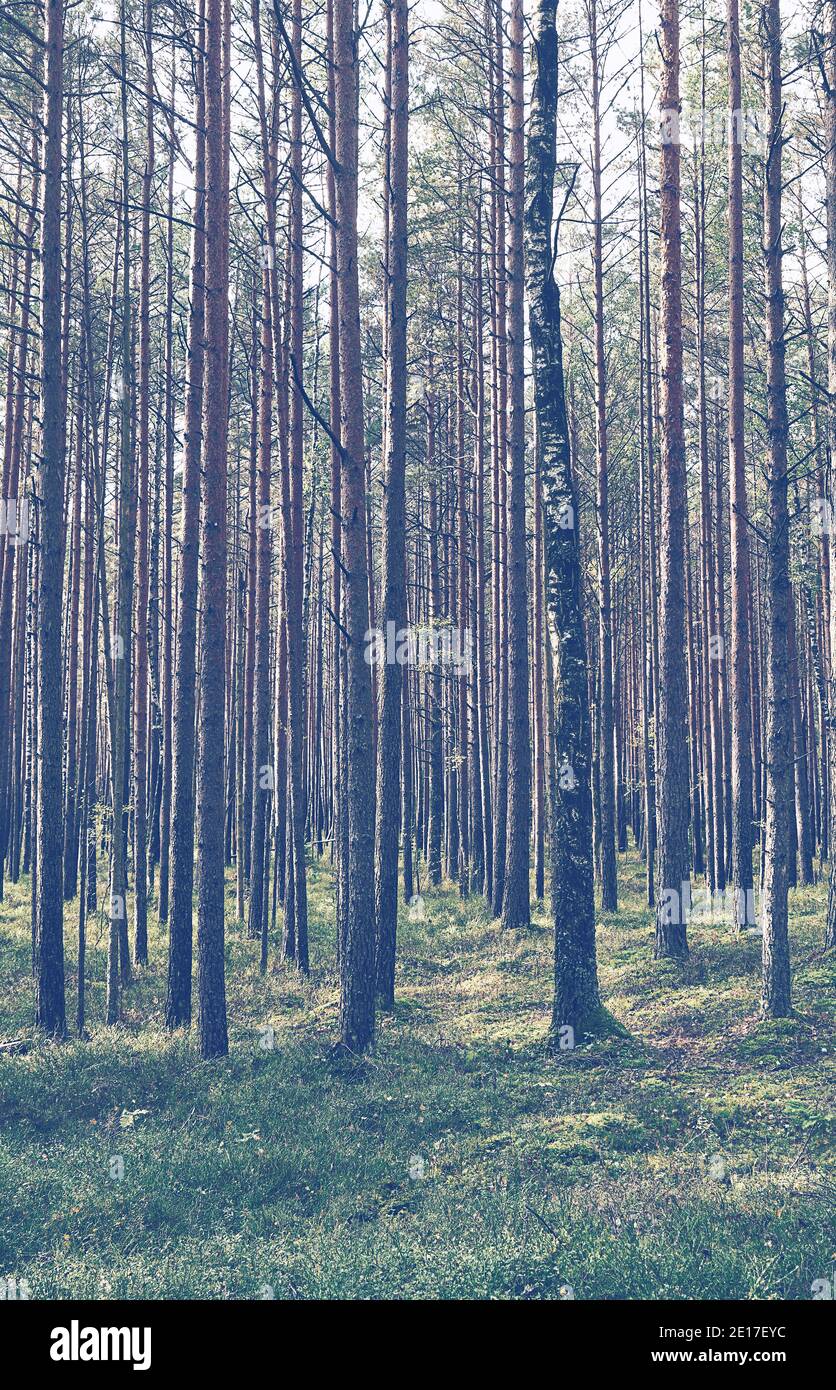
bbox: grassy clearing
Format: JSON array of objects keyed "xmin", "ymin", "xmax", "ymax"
[{"xmin": 0, "ymin": 853, "xmax": 834, "ymax": 1299}]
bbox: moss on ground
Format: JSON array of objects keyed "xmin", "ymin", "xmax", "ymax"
[{"xmin": 0, "ymin": 852, "xmax": 833, "ymax": 1299}]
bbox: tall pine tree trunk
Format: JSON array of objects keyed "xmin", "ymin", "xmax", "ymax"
[
  {"xmin": 654, "ymin": 0, "xmax": 690, "ymax": 958},
  {"xmin": 374, "ymin": 0, "xmax": 409, "ymax": 1008},
  {"xmin": 335, "ymin": 0, "xmax": 376, "ymax": 1052},
  {"xmin": 35, "ymin": 0, "xmax": 66, "ymax": 1035},
  {"xmin": 196, "ymin": 0, "xmax": 229, "ymax": 1057},
  {"xmin": 589, "ymin": 0, "xmax": 617, "ymax": 912},
  {"xmin": 825, "ymin": 0, "xmax": 836, "ymax": 949},
  {"xmin": 501, "ymin": 0, "xmax": 531, "ymax": 931},
  {"xmin": 133, "ymin": 0, "xmax": 155, "ymax": 966},
  {"xmin": 526, "ymin": 0, "xmax": 600, "ymax": 1040},
  {"xmin": 167, "ymin": 0, "xmax": 206, "ymax": 1029},
  {"xmin": 728, "ymin": 0, "xmax": 751, "ymax": 934},
  {"xmin": 760, "ymin": 0, "xmax": 792, "ymax": 1013}
]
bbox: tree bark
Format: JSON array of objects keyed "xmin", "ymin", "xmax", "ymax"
[
  {"xmin": 526, "ymin": 0, "xmax": 600, "ymax": 1040},
  {"xmin": 196, "ymin": 0, "xmax": 230, "ymax": 1057},
  {"xmin": 501, "ymin": 0, "xmax": 531, "ymax": 931},
  {"xmin": 654, "ymin": 0, "xmax": 690, "ymax": 958},
  {"xmin": 374, "ymin": 0, "xmax": 409, "ymax": 1008},
  {"xmin": 589, "ymin": 0, "xmax": 617, "ymax": 912},
  {"xmin": 760, "ymin": 0, "xmax": 792, "ymax": 1015},
  {"xmin": 335, "ymin": 0, "xmax": 376, "ymax": 1052},
  {"xmin": 35, "ymin": 0, "xmax": 66, "ymax": 1036},
  {"xmin": 167, "ymin": 0, "xmax": 206, "ymax": 1029},
  {"xmin": 826, "ymin": 0, "xmax": 836, "ymax": 948}
]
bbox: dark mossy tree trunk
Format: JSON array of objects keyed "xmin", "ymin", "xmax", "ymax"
[
  {"xmin": 35, "ymin": 0, "xmax": 66, "ymax": 1036},
  {"xmin": 526, "ymin": 0, "xmax": 600, "ymax": 1041},
  {"xmin": 653, "ymin": 0, "xmax": 690, "ymax": 959},
  {"xmin": 760, "ymin": 0, "xmax": 792, "ymax": 1015},
  {"xmin": 374, "ymin": 0, "xmax": 408, "ymax": 1009}
]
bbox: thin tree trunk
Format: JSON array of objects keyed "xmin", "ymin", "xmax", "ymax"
[
  {"xmin": 108, "ymin": 0, "xmax": 137, "ymax": 1025},
  {"xmin": 589, "ymin": 0, "xmax": 617, "ymax": 912},
  {"xmin": 35, "ymin": 0, "xmax": 66, "ymax": 1035},
  {"xmin": 728, "ymin": 0, "xmax": 762, "ymax": 928},
  {"xmin": 335, "ymin": 0, "xmax": 376, "ymax": 1052},
  {"xmin": 159, "ymin": 53, "xmax": 176, "ymax": 926},
  {"xmin": 196, "ymin": 0, "xmax": 230, "ymax": 1057},
  {"xmin": 760, "ymin": 0, "xmax": 792, "ymax": 1014},
  {"xmin": 825, "ymin": 0, "xmax": 836, "ymax": 948},
  {"xmin": 167, "ymin": 0, "xmax": 206, "ymax": 1029},
  {"xmin": 133, "ymin": 0, "xmax": 155, "ymax": 966},
  {"xmin": 501, "ymin": 0, "xmax": 531, "ymax": 931},
  {"xmin": 282, "ymin": 0, "xmax": 309, "ymax": 973},
  {"xmin": 374, "ymin": 0, "xmax": 408, "ymax": 1008},
  {"xmin": 654, "ymin": 0, "xmax": 690, "ymax": 958},
  {"xmin": 248, "ymin": 0, "xmax": 276, "ymax": 962}
]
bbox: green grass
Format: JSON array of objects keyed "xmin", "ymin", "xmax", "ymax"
[{"xmin": 0, "ymin": 852, "xmax": 834, "ymax": 1299}]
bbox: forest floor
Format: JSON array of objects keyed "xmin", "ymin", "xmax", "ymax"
[{"xmin": 0, "ymin": 851, "xmax": 834, "ymax": 1300}]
